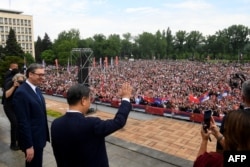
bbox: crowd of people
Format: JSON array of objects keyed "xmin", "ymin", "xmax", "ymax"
[
  {"xmin": 39, "ymin": 60, "xmax": 250, "ymax": 117},
  {"xmin": 2, "ymin": 60, "xmax": 250, "ymax": 166}
]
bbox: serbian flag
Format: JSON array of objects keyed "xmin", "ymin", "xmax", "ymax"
[
  {"xmin": 189, "ymin": 94, "xmax": 200, "ymax": 103},
  {"xmin": 199, "ymin": 92, "xmax": 210, "ymax": 103}
]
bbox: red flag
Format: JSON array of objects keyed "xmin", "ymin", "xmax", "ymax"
[{"xmin": 189, "ymin": 94, "xmax": 200, "ymax": 103}]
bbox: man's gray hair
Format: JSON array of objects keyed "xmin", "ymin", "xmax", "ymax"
[{"xmin": 26, "ymin": 63, "xmax": 44, "ymax": 78}]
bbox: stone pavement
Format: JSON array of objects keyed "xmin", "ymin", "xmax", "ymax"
[{"xmin": 0, "ymin": 95, "xmax": 219, "ymax": 167}]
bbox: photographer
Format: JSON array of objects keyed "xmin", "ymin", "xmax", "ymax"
[{"xmin": 4, "ymin": 73, "xmax": 26, "ymax": 150}]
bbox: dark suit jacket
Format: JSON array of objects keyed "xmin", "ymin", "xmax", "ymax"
[
  {"xmin": 51, "ymin": 100, "xmax": 132, "ymax": 167},
  {"xmin": 12, "ymin": 82, "xmax": 50, "ymax": 151}
]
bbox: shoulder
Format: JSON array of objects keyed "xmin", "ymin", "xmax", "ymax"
[{"xmin": 194, "ymin": 152, "xmax": 223, "ymax": 167}]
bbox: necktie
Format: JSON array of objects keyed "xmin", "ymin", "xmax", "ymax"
[{"xmin": 35, "ymin": 87, "xmax": 42, "ymax": 102}]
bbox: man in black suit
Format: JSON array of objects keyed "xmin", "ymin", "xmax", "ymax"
[
  {"xmin": 51, "ymin": 82, "xmax": 132, "ymax": 167},
  {"xmin": 13, "ymin": 63, "xmax": 50, "ymax": 167}
]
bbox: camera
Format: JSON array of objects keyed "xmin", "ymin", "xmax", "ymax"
[{"xmin": 17, "ymin": 80, "xmax": 24, "ymax": 85}]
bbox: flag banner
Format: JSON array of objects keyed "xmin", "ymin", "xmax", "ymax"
[
  {"xmin": 100, "ymin": 57, "xmax": 102, "ymax": 68},
  {"xmin": 111, "ymin": 57, "xmax": 113, "ymax": 67},
  {"xmin": 67, "ymin": 58, "xmax": 70, "ymax": 74},
  {"xmin": 199, "ymin": 92, "xmax": 210, "ymax": 103},
  {"xmin": 55, "ymin": 59, "xmax": 59, "ymax": 69},
  {"xmin": 115, "ymin": 56, "xmax": 118, "ymax": 66},
  {"xmin": 189, "ymin": 94, "xmax": 200, "ymax": 103}
]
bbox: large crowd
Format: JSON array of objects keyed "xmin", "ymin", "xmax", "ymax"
[{"xmin": 39, "ymin": 60, "xmax": 250, "ymax": 117}]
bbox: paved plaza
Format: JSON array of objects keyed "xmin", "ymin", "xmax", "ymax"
[{"xmin": 0, "ymin": 95, "xmax": 219, "ymax": 166}]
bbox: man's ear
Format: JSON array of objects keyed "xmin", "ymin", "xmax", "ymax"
[{"xmin": 81, "ymin": 97, "xmax": 88, "ymax": 106}]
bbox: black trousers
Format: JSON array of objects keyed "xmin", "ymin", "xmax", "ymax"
[
  {"xmin": 25, "ymin": 147, "xmax": 44, "ymax": 167},
  {"xmin": 3, "ymin": 104, "xmax": 19, "ymax": 146}
]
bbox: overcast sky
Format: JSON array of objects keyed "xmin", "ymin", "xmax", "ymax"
[{"xmin": 2, "ymin": 0, "xmax": 250, "ymax": 41}]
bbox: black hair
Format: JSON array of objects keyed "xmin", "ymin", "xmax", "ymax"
[{"xmin": 66, "ymin": 84, "xmax": 90, "ymax": 105}]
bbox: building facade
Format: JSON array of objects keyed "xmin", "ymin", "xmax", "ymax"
[{"xmin": 0, "ymin": 8, "xmax": 34, "ymax": 57}]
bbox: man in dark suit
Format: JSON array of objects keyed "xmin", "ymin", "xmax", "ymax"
[
  {"xmin": 13, "ymin": 63, "xmax": 50, "ymax": 167},
  {"xmin": 51, "ymin": 82, "xmax": 132, "ymax": 167}
]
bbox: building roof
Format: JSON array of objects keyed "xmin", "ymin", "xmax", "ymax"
[{"xmin": 0, "ymin": 8, "xmax": 23, "ymax": 14}]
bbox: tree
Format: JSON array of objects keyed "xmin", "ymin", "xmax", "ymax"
[
  {"xmin": 53, "ymin": 29, "xmax": 80, "ymax": 65},
  {"xmin": 165, "ymin": 27, "xmax": 174, "ymax": 59},
  {"xmin": 42, "ymin": 33, "xmax": 53, "ymax": 51},
  {"xmin": 121, "ymin": 33, "xmax": 133, "ymax": 58},
  {"xmin": 5, "ymin": 28, "xmax": 24, "ymax": 57},
  {"xmin": 186, "ymin": 30, "xmax": 204, "ymax": 59},
  {"xmin": 154, "ymin": 30, "xmax": 166, "ymax": 59},
  {"xmin": 41, "ymin": 49, "xmax": 55, "ymax": 64},
  {"xmin": 104, "ymin": 34, "xmax": 121, "ymax": 57},
  {"xmin": 92, "ymin": 34, "xmax": 106, "ymax": 59},
  {"xmin": 135, "ymin": 32, "xmax": 156, "ymax": 59},
  {"xmin": 226, "ymin": 25, "xmax": 249, "ymax": 58},
  {"xmin": 35, "ymin": 36, "xmax": 43, "ymax": 63},
  {"xmin": 174, "ymin": 30, "xmax": 188, "ymax": 59},
  {"xmin": 0, "ymin": 56, "xmax": 23, "ymax": 86}
]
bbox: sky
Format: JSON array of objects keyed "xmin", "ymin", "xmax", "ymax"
[{"xmin": 2, "ymin": 0, "xmax": 250, "ymax": 41}]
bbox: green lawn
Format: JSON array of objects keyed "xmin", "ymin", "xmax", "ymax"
[{"xmin": 46, "ymin": 109, "xmax": 63, "ymax": 118}]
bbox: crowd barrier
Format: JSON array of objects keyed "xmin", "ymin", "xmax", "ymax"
[
  {"xmin": 44, "ymin": 92, "xmax": 223, "ymax": 126},
  {"xmin": 98, "ymin": 99, "xmax": 223, "ymax": 126}
]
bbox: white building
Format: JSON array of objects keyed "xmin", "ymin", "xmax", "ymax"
[{"xmin": 0, "ymin": 8, "xmax": 34, "ymax": 57}]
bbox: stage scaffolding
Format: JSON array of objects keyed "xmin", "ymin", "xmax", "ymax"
[{"xmin": 70, "ymin": 48, "xmax": 93, "ymax": 85}]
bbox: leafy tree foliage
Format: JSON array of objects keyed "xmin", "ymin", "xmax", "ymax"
[
  {"xmin": 35, "ymin": 36, "xmax": 43, "ymax": 63},
  {"xmin": 5, "ymin": 28, "xmax": 24, "ymax": 57},
  {"xmin": 34, "ymin": 24, "xmax": 250, "ymax": 65}
]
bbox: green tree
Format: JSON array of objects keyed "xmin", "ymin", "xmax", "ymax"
[
  {"xmin": 226, "ymin": 25, "xmax": 249, "ymax": 58},
  {"xmin": 35, "ymin": 36, "xmax": 43, "ymax": 63},
  {"xmin": 154, "ymin": 30, "xmax": 166, "ymax": 59},
  {"xmin": 174, "ymin": 30, "xmax": 187, "ymax": 59},
  {"xmin": 5, "ymin": 28, "xmax": 24, "ymax": 57},
  {"xmin": 0, "ymin": 56, "xmax": 23, "ymax": 86},
  {"xmin": 92, "ymin": 34, "xmax": 106, "ymax": 59},
  {"xmin": 165, "ymin": 27, "xmax": 174, "ymax": 59},
  {"xmin": 41, "ymin": 49, "xmax": 55, "ymax": 64},
  {"xmin": 121, "ymin": 33, "xmax": 133, "ymax": 57},
  {"xmin": 104, "ymin": 34, "xmax": 121, "ymax": 57},
  {"xmin": 42, "ymin": 33, "xmax": 53, "ymax": 51},
  {"xmin": 135, "ymin": 32, "xmax": 155, "ymax": 59},
  {"xmin": 186, "ymin": 30, "xmax": 204, "ymax": 59},
  {"xmin": 53, "ymin": 29, "xmax": 80, "ymax": 65}
]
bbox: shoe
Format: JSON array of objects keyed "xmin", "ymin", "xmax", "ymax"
[{"xmin": 10, "ymin": 145, "xmax": 20, "ymax": 151}]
